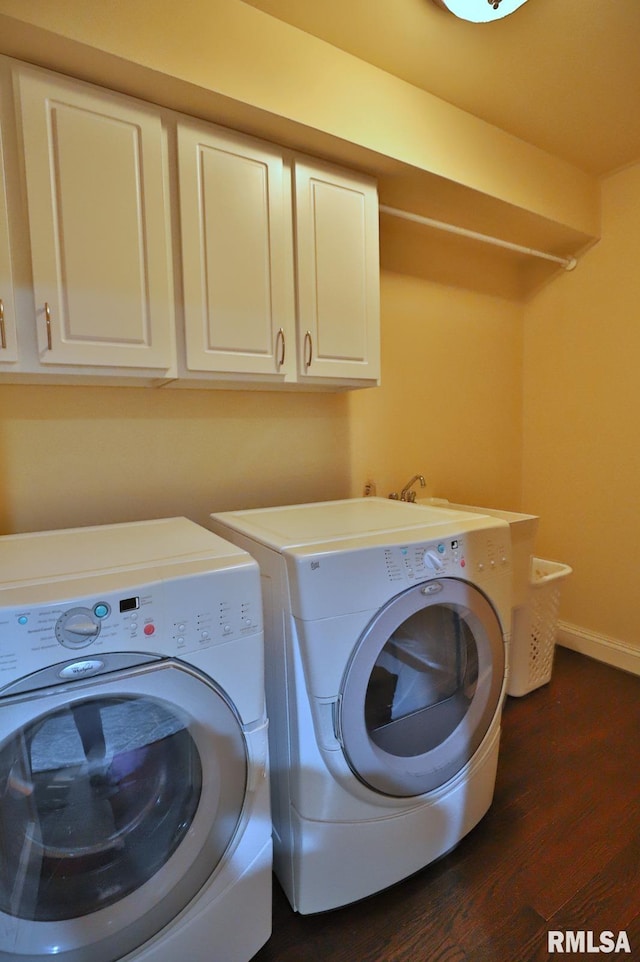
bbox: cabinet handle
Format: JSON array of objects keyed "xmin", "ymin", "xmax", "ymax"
[
  {"xmin": 0, "ymin": 299, "xmax": 5, "ymax": 350},
  {"xmin": 276, "ymin": 327, "xmax": 286, "ymax": 369},
  {"xmin": 304, "ymin": 330, "xmax": 313, "ymax": 369},
  {"xmin": 45, "ymin": 302, "xmax": 52, "ymax": 350}
]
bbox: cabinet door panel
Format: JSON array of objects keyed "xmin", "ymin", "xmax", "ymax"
[
  {"xmin": 0, "ymin": 119, "xmax": 17, "ymax": 365},
  {"xmin": 311, "ymin": 179, "xmax": 368, "ymax": 361},
  {"xmin": 200, "ymin": 147, "xmax": 273, "ymax": 353},
  {"xmin": 178, "ymin": 121, "xmax": 293, "ymax": 376},
  {"xmin": 17, "ymin": 68, "xmax": 174, "ymax": 371},
  {"xmin": 295, "ymin": 160, "xmax": 380, "ymax": 383}
]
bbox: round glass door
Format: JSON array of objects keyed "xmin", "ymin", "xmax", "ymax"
[
  {"xmin": 0, "ymin": 659, "xmax": 247, "ymax": 962},
  {"xmin": 339, "ymin": 579, "xmax": 505, "ymax": 797}
]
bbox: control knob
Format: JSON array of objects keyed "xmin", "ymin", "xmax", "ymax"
[
  {"xmin": 56, "ymin": 607, "xmax": 101, "ymax": 649},
  {"xmin": 423, "ymin": 550, "xmax": 444, "ymax": 573}
]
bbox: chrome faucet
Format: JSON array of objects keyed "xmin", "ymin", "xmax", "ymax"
[{"xmin": 389, "ymin": 474, "xmax": 426, "ymax": 503}]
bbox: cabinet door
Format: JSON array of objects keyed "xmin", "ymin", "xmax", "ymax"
[
  {"xmin": 178, "ymin": 120, "xmax": 294, "ymax": 378},
  {"xmin": 294, "ymin": 159, "xmax": 380, "ymax": 383},
  {"xmin": 16, "ymin": 66, "xmax": 175, "ymax": 372},
  {"xmin": 0, "ymin": 117, "xmax": 17, "ymax": 366}
]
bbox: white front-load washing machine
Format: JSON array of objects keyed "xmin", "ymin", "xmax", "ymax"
[
  {"xmin": 0, "ymin": 518, "xmax": 271, "ymax": 962},
  {"xmin": 210, "ymin": 497, "xmax": 511, "ymax": 914}
]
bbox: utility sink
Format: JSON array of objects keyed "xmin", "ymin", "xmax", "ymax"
[{"xmin": 417, "ymin": 498, "xmax": 539, "ymax": 608}]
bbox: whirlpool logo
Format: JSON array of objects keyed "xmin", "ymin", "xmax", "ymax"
[{"xmin": 548, "ymin": 931, "xmax": 631, "ymax": 954}]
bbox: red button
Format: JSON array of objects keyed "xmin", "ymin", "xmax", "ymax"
[{"xmin": 144, "ymin": 624, "xmax": 155, "ymax": 635}]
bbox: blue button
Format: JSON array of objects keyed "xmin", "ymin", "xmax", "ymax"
[
  {"xmin": 437, "ymin": 543, "xmax": 446, "ymax": 554},
  {"xmin": 94, "ymin": 603, "xmax": 109, "ymax": 619},
  {"xmin": 18, "ymin": 615, "xmax": 28, "ymax": 625}
]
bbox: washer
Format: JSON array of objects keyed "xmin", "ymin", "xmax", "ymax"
[
  {"xmin": 0, "ymin": 518, "xmax": 271, "ymax": 962},
  {"xmin": 210, "ymin": 497, "xmax": 511, "ymax": 914}
]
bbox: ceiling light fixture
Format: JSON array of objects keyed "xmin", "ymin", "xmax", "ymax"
[{"xmin": 433, "ymin": 0, "xmax": 530, "ymax": 22}]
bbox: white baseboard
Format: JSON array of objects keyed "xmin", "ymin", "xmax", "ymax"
[{"xmin": 557, "ymin": 621, "xmax": 640, "ymax": 676}]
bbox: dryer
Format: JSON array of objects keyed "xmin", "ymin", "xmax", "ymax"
[
  {"xmin": 210, "ymin": 497, "xmax": 511, "ymax": 914},
  {"xmin": 0, "ymin": 518, "xmax": 271, "ymax": 962}
]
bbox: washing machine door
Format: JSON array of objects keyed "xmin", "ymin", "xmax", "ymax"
[
  {"xmin": 338, "ymin": 578, "xmax": 505, "ymax": 797},
  {"xmin": 0, "ymin": 658, "xmax": 248, "ymax": 962}
]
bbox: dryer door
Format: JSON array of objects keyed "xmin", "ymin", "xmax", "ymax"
[
  {"xmin": 0, "ymin": 659, "xmax": 248, "ymax": 962},
  {"xmin": 338, "ymin": 578, "xmax": 505, "ymax": 797}
]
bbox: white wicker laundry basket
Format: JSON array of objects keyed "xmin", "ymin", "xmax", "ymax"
[{"xmin": 507, "ymin": 557, "xmax": 572, "ymax": 697}]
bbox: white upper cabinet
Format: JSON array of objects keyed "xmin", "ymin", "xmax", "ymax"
[
  {"xmin": 177, "ymin": 120, "xmax": 295, "ymax": 381},
  {"xmin": 177, "ymin": 126, "xmax": 380, "ymax": 389},
  {"xmin": 15, "ymin": 65, "xmax": 175, "ymax": 375},
  {"xmin": 294, "ymin": 159, "xmax": 380, "ymax": 385},
  {"xmin": 0, "ymin": 56, "xmax": 380, "ymax": 390},
  {"xmin": 0, "ymin": 115, "xmax": 18, "ymax": 367}
]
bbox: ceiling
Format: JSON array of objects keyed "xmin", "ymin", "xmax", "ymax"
[{"xmin": 240, "ymin": 0, "xmax": 640, "ymax": 177}]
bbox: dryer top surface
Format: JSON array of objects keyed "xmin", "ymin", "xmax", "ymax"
[{"xmin": 211, "ymin": 497, "xmax": 498, "ymax": 552}]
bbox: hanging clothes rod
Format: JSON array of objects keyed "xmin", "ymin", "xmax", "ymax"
[{"xmin": 379, "ymin": 204, "xmax": 578, "ymax": 271}]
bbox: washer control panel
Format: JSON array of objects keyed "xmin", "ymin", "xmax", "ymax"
[{"xmin": 1, "ymin": 566, "xmax": 262, "ymax": 684}]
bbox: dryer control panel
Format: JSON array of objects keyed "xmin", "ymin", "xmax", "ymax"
[
  {"xmin": 287, "ymin": 521, "xmax": 512, "ymax": 629},
  {"xmin": 0, "ymin": 567, "xmax": 262, "ymax": 687},
  {"xmin": 384, "ymin": 533, "xmax": 509, "ymax": 584}
]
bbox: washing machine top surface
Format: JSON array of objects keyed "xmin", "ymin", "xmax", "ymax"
[
  {"xmin": 211, "ymin": 497, "xmax": 496, "ymax": 552},
  {"xmin": 0, "ymin": 516, "xmax": 253, "ymax": 589}
]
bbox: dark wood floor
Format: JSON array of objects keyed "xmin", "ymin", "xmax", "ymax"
[{"xmin": 253, "ymin": 647, "xmax": 640, "ymax": 961}]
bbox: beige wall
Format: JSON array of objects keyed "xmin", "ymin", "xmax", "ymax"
[
  {"xmin": 0, "ymin": 385, "xmax": 349, "ymax": 534},
  {"xmin": 349, "ymin": 270, "xmax": 523, "ymax": 506},
  {"xmin": 523, "ymin": 162, "xmax": 640, "ymax": 649}
]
